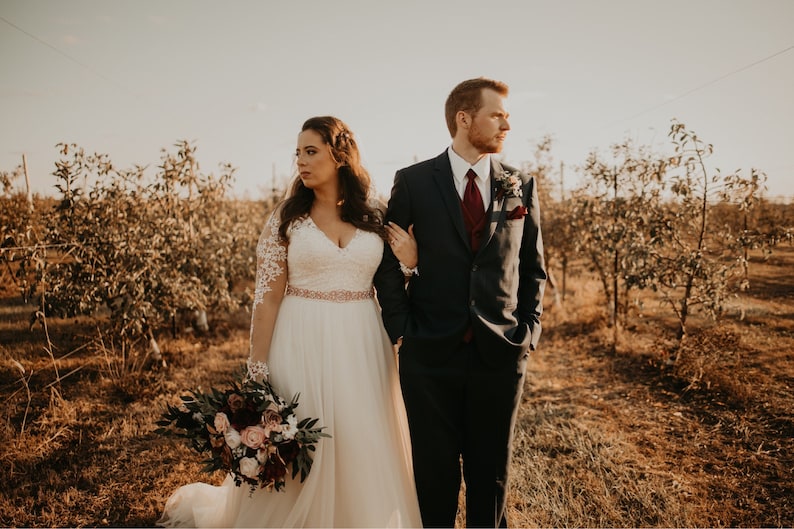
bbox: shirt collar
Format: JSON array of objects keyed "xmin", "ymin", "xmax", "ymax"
[{"xmin": 447, "ymin": 146, "xmax": 491, "ymax": 186}]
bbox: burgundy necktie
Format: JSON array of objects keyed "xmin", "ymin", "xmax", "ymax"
[
  {"xmin": 461, "ymin": 169, "xmax": 486, "ymax": 252},
  {"xmin": 461, "ymin": 169, "xmax": 486, "ymax": 344}
]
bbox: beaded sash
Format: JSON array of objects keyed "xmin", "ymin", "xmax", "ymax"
[{"xmin": 285, "ymin": 285, "xmax": 373, "ymax": 303}]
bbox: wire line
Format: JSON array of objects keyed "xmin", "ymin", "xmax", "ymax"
[
  {"xmin": 0, "ymin": 14, "xmax": 130, "ymax": 93},
  {"xmin": 602, "ymin": 44, "xmax": 794, "ymax": 129}
]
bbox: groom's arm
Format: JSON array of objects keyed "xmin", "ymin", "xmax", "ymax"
[
  {"xmin": 516, "ymin": 173, "xmax": 547, "ymax": 350},
  {"xmin": 374, "ymin": 170, "xmax": 412, "ymax": 344}
]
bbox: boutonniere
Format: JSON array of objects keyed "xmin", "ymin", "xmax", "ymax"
[
  {"xmin": 507, "ymin": 205, "xmax": 529, "ymax": 220},
  {"xmin": 494, "ymin": 170, "xmax": 523, "ymax": 199}
]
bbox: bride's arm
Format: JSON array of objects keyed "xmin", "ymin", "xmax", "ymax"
[{"xmin": 247, "ymin": 210, "xmax": 288, "ymax": 382}]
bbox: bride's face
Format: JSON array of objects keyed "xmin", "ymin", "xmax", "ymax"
[{"xmin": 295, "ymin": 129, "xmax": 338, "ymax": 191}]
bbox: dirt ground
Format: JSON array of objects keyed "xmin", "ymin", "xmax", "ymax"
[
  {"xmin": 509, "ymin": 246, "xmax": 794, "ymax": 527},
  {"xmin": 1, "ymin": 246, "xmax": 792, "ymax": 527}
]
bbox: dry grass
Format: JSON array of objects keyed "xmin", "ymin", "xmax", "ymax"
[{"xmin": 1, "ymin": 247, "xmax": 793, "ymax": 527}]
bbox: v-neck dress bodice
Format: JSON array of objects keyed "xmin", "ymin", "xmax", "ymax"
[{"xmin": 285, "ymin": 216, "xmax": 381, "ymax": 294}]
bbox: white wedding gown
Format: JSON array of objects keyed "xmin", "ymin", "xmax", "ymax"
[{"xmin": 158, "ymin": 215, "xmax": 422, "ymax": 528}]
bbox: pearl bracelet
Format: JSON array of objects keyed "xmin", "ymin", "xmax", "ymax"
[{"xmin": 399, "ymin": 262, "xmax": 419, "ymax": 276}]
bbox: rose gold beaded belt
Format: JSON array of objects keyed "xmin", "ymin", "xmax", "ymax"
[{"xmin": 285, "ymin": 285, "xmax": 373, "ymax": 303}]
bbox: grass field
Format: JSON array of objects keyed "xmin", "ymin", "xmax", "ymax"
[{"xmin": 1, "ymin": 247, "xmax": 793, "ymax": 527}]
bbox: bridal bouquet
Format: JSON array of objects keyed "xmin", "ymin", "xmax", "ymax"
[{"xmin": 155, "ymin": 373, "xmax": 328, "ymax": 493}]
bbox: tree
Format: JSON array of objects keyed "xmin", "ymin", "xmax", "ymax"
[
  {"xmin": 0, "ymin": 164, "xmax": 48, "ymax": 303},
  {"xmin": 523, "ymin": 136, "xmax": 569, "ymax": 307},
  {"xmin": 41, "ymin": 141, "xmax": 263, "ymax": 359},
  {"xmin": 570, "ymin": 139, "xmax": 668, "ymax": 349},
  {"xmin": 647, "ymin": 121, "xmax": 740, "ymax": 342},
  {"xmin": 719, "ymin": 168, "xmax": 769, "ymax": 290}
]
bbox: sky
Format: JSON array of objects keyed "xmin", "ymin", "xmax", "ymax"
[{"xmin": 2, "ymin": 0, "xmax": 793, "ymax": 201}]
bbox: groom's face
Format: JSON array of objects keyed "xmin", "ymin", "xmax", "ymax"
[{"xmin": 468, "ymin": 89, "xmax": 511, "ymax": 154}]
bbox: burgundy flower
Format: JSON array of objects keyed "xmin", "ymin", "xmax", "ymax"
[
  {"xmin": 277, "ymin": 440, "xmax": 301, "ymax": 464},
  {"xmin": 261, "ymin": 454, "xmax": 288, "ymax": 485},
  {"xmin": 231, "ymin": 407, "xmax": 260, "ymax": 429},
  {"xmin": 227, "ymin": 393, "xmax": 245, "ymax": 412}
]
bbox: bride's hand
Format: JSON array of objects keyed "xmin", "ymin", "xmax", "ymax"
[{"xmin": 386, "ymin": 222, "xmax": 417, "ymax": 269}]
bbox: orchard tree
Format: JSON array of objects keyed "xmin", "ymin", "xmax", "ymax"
[
  {"xmin": 719, "ymin": 168, "xmax": 769, "ymax": 289},
  {"xmin": 0, "ymin": 164, "xmax": 22, "ymax": 194},
  {"xmin": 0, "ymin": 164, "xmax": 48, "ymax": 303},
  {"xmin": 522, "ymin": 136, "xmax": 569, "ymax": 305},
  {"xmin": 570, "ymin": 139, "xmax": 667, "ymax": 349},
  {"xmin": 755, "ymin": 199, "xmax": 794, "ymax": 248},
  {"xmin": 648, "ymin": 121, "xmax": 741, "ymax": 342},
  {"xmin": 542, "ymin": 194, "xmax": 577, "ymax": 304},
  {"xmin": 42, "ymin": 141, "xmax": 259, "ymax": 359}
]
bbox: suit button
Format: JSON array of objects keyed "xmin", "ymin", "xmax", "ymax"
[
  {"xmin": 470, "ymin": 300, "xmax": 476, "ymax": 306},
  {"xmin": 471, "ymin": 265, "xmax": 478, "ymax": 272}
]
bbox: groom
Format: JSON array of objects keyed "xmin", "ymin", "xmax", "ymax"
[{"xmin": 375, "ymin": 77, "xmax": 546, "ymax": 528}]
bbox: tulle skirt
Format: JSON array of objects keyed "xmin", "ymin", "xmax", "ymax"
[{"xmin": 158, "ymin": 295, "xmax": 422, "ymax": 528}]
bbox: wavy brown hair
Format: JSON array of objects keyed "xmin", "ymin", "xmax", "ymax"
[{"xmin": 278, "ymin": 116, "xmax": 386, "ymax": 240}]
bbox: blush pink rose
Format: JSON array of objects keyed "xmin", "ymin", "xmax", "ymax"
[
  {"xmin": 241, "ymin": 425, "xmax": 268, "ymax": 449},
  {"xmin": 214, "ymin": 412, "xmax": 230, "ymax": 434}
]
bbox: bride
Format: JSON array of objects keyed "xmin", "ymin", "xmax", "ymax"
[{"xmin": 158, "ymin": 116, "xmax": 422, "ymax": 528}]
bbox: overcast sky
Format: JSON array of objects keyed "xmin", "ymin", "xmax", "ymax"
[{"xmin": 2, "ymin": 0, "xmax": 793, "ymax": 200}]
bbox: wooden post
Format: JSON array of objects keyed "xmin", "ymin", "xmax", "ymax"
[{"xmin": 22, "ymin": 154, "xmax": 33, "ymax": 211}]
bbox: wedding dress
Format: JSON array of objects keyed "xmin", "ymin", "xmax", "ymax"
[{"xmin": 158, "ymin": 214, "xmax": 422, "ymax": 528}]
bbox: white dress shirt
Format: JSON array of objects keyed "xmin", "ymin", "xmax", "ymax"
[{"xmin": 447, "ymin": 146, "xmax": 491, "ymax": 211}]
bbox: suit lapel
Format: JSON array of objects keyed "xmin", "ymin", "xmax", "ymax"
[
  {"xmin": 431, "ymin": 151, "xmax": 471, "ymax": 249},
  {"xmin": 478, "ymin": 158, "xmax": 507, "ymax": 252}
]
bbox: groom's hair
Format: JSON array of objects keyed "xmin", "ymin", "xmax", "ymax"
[{"xmin": 445, "ymin": 77, "xmax": 509, "ymax": 137}]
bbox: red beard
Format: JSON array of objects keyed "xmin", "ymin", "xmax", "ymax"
[{"xmin": 468, "ymin": 122, "xmax": 504, "ymax": 154}]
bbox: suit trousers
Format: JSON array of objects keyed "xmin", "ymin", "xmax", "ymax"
[{"xmin": 399, "ymin": 338, "xmax": 527, "ymax": 528}]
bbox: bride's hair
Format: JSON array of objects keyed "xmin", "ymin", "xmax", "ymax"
[{"xmin": 278, "ymin": 116, "xmax": 386, "ymax": 240}]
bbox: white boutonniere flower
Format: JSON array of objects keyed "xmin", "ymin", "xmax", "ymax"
[{"xmin": 495, "ymin": 170, "xmax": 523, "ymax": 199}]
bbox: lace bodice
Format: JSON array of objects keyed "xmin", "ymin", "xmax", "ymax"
[
  {"xmin": 286, "ymin": 217, "xmax": 383, "ymax": 292},
  {"xmin": 253, "ymin": 214, "xmax": 384, "ymax": 308},
  {"xmin": 287, "ymin": 217, "xmax": 383, "ymax": 292}
]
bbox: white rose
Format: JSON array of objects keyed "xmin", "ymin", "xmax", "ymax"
[
  {"xmin": 224, "ymin": 428, "xmax": 242, "ymax": 449},
  {"xmin": 281, "ymin": 414, "xmax": 299, "ymax": 440},
  {"xmin": 239, "ymin": 457, "xmax": 260, "ymax": 478}
]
